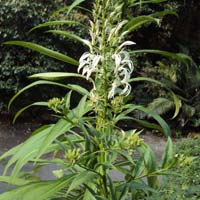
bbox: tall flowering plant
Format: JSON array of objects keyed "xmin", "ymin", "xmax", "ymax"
[{"xmin": 0, "ymin": 0, "xmax": 184, "ymax": 199}]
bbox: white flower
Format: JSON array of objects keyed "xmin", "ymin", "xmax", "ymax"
[
  {"xmin": 108, "ymin": 80, "xmax": 118, "ymax": 99},
  {"xmin": 120, "ymin": 82, "xmax": 131, "ymax": 96},
  {"xmin": 108, "ymin": 48, "xmax": 134, "ymax": 99},
  {"xmin": 78, "ymin": 52, "xmax": 102, "ymax": 80},
  {"xmin": 116, "ymin": 41, "xmax": 136, "ymax": 52}
]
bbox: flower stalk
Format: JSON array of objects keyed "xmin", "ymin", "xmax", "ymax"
[{"xmin": 78, "ymin": 0, "xmax": 135, "ymax": 134}]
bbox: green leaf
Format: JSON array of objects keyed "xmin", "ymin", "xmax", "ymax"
[
  {"xmin": 65, "ymin": 91, "xmax": 72, "ymax": 110},
  {"xmin": 51, "ymin": 5, "xmax": 91, "ymax": 18},
  {"xmin": 114, "ymin": 150, "xmax": 135, "ymax": 165},
  {"xmin": 29, "ymin": 72, "xmax": 86, "ymax": 80},
  {"xmin": 0, "ymin": 127, "xmax": 72, "ymax": 179},
  {"xmin": 151, "ymin": 10, "xmax": 178, "ymax": 18},
  {"xmin": 132, "ymin": 157, "xmax": 145, "ymax": 178},
  {"xmin": 114, "ymin": 105, "xmax": 141, "ymax": 123},
  {"xmin": 50, "ymin": 6, "xmax": 69, "ymax": 18},
  {"xmin": 136, "ymin": 106, "xmax": 171, "ymax": 137},
  {"xmin": 29, "ymin": 20, "xmax": 81, "ymax": 32},
  {"xmin": 0, "ymin": 176, "xmax": 31, "ymax": 186},
  {"xmin": 8, "ymin": 80, "xmax": 89, "ymax": 110},
  {"xmin": 170, "ymin": 91, "xmax": 182, "ymax": 119},
  {"xmin": 67, "ymin": 171, "xmax": 97, "ymax": 195},
  {"xmin": 67, "ymin": 84, "xmax": 90, "ymax": 96},
  {"xmin": 107, "ymin": 175, "xmax": 117, "ymax": 200},
  {"xmin": 36, "ymin": 118, "xmax": 74, "ymax": 161},
  {"xmin": 114, "ymin": 102, "xmax": 170, "ymax": 136},
  {"xmin": 76, "ymin": 95, "xmax": 88, "ymax": 117},
  {"xmin": 130, "ymin": 117, "xmax": 164, "ymax": 132},
  {"xmin": 67, "ymin": 0, "xmax": 86, "ymax": 15},
  {"xmin": 123, "ymin": 16, "xmax": 159, "ymax": 32},
  {"xmin": 1, "ymin": 125, "xmax": 53, "ymax": 178},
  {"xmin": 4, "ymin": 41, "xmax": 79, "ymax": 66},
  {"xmin": 131, "ymin": 49, "xmax": 193, "ymax": 65},
  {"xmin": 129, "ymin": 77, "xmax": 181, "ymax": 119},
  {"xmin": 46, "ymin": 30, "xmax": 85, "ymax": 43},
  {"xmin": 13, "ymin": 102, "xmax": 48, "ymax": 123},
  {"xmin": 138, "ymin": 143, "xmax": 159, "ymax": 188},
  {"xmin": 0, "ymin": 175, "xmax": 76, "ymax": 200},
  {"xmin": 83, "ymin": 187, "xmax": 97, "ymax": 200},
  {"xmin": 161, "ymin": 137, "xmax": 173, "ymax": 168},
  {"xmin": 130, "ymin": 0, "xmax": 168, "ymax": 7}
]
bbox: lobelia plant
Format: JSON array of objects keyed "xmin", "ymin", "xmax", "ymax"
[{"xmin": 0, "ymin": 0, "xmax": 188, "ymax": 199}]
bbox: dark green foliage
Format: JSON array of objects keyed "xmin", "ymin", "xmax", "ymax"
[
  {"xmin": 136, "ymin": 60, "xmax": 200, "ymax": 131},
  {"xmin": 0, "ymin": 0, "xmax": 88, "ymax": 112},
  {"xmin": 0, "ymin": 0, "xmax": 62, "ymax": 110},
  {"xmin": 128, "ymin": 0, "xmax": 200, "ymax": 131}
]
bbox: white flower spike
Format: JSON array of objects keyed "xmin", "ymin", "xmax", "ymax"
[{"xmin": 108, "ymin": 42, "xmax": 135, "ymax": 99}]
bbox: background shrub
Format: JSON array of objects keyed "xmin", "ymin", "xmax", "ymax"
[
  {"xmin": 0, "ymin": 0, "xmax": 88, "ymax": 113},
  {"xmin": 1, "ymin": 0, "xmax": 200, "ymax": 132},
  {"xmin": 129, "ymin": 0, "xmax": 200, "ymax": 132}
]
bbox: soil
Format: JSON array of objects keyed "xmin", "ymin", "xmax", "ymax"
[{"xmin": 0, "ymin": 114, "xmax": 43, "ymax": 152}]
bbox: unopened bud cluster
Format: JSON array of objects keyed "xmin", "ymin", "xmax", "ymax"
[
  {"xmin": 65, "ymin": 148, "xmax": 81, "ymax": 164},
  {"xmin": 48, "ymin": 97, "xmax": 64, "ymax": 113}
]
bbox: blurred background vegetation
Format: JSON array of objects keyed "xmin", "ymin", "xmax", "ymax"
[{"xmin": 0, "ymin": 0, "xmax": 200, "ymax": 133}]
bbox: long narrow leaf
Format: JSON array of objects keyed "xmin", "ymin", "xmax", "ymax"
[
  {"xmin": 0, "ymin": 176, "xmax": 31, "ymax": 186},
  {"xmin": 136, "ymin": 106, "xmax": 171, "ymax": 137},
  {"xmin": 51, "ymin": 5, "xmax": 91, "ymax": 18},
  {"xmin": 50, "ymin": 6, "xmax": 69, "ymax": 18},
  {"xmin": 138, "ymin": 143, "xmax": 158, "ymax": 188},
  {"xmin": 36, "ymin": 118, "xmax": 74, "ymax": 161},
  {"xmin": 29, "ymin": 20, "xmax": 81, "ymax": 32},
  {"xmin": 151, "ymin": 10, "xmax": 178, "ymax": 18},
  {"xmin": 13, "ymin": 102, "xmax": 48, "ymax": 123},
  {"xmin": 131, "ymin": 49, "xmax": 193, "ymax": 65},
  {"xmin": 67, "ymin": 84, "xmax": 90, "ymax": 96},
  {"xmin": 130, "ymin": 117, "xmax": 164, "ymax": 132},
  {"xmin": 8, "ymin": 80, "xmax": 89, "ymax": 110},
  {"xmin": 67, "ymin": 0, "xmax": 86, "ymax": 15},
  {"xmin": 161, "ymin": 137, "xmax": 173, "ymax": 168},
  {"xmin": 46, "ymin": 30, "xmax": 84, "ymax": 43},
  {"xmin": 67, "ymin": 171, "xmax": 97, "ymax": 195},
  {"xmin": 29, "ymin": 72, "xmax": 86, "ymax": 80},
  {"xmin": 4, "ymin": 41, "xmax": 79, "ymax": 66},
  {"xmin": 130, "ymin": 0, "xmax": 168, "ymax": 7},
  {"xmin": 123, "ymin": 16, "xmax": 159, "ymax": 32},
  {"xmin": 76, "ymin": 95, "xmax": 88, "ymax": 117},
  {"xmin": 0, "ymin": 175, "xmax": 76, "ymax": 200},
  {"xmin": 2, "ymin": 125, "xmax": 53, "ymax": 177}
]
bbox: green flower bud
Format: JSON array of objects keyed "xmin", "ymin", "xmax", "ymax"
[{"xmin": 48, "ymin": 97, "xmax": 64, "ymax": 113}]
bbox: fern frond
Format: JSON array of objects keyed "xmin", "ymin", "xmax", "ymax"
[{"xmin": 147, "ymin": 97, "xmax": 174, "ymax": 115}]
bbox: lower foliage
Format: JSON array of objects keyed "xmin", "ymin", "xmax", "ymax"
[{"xmin": 151, "ymin": 136, "xmax": 200, "ymax": 200}]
